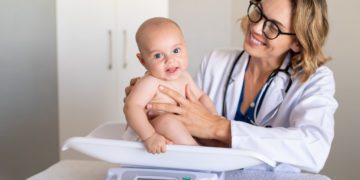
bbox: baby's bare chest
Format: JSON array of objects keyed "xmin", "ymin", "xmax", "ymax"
[{"xmin": 150, "ymin": 80, "xmax": 186, "ymax": 105}]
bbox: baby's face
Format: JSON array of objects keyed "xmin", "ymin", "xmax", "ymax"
[{"xmin": 138, "ymin": 24, "xmax": 188, "ymax": 81}]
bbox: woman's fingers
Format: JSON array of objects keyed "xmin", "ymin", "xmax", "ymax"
[
  {"xmin": 124, "ymin": 85, "xmax": 131, "ymax": 103},
  {"xmin": 124, "ymin": 77, "xmax": 140, "ymax": 103},
  {"xmin": 123, "ymin": 86, "xmax": 133, "ymax": 103},
  {"xmin": 125, "ymin": 86, "xmax": 132, "ymax": 97},
  {"xmin": 130, "ymin": 77, "xmax": 140, "ymax": 86},
  {"xmin": 185, "ymin": 84, "xmax": 197, "ymax": 102},
  {"xmin": 159, "ymin": 85, "xmax": 188, "ymax": 106},
  {"xmin": 147, "ymin": 103, "xmax": 184, "ymax": 115}
]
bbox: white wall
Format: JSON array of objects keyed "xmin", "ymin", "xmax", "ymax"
[
  {"xmin": 231, "ymin": 0, "xmax": 248, "ymax": 48},
  {"xmin": 171, "ymin": 0, "xmax": 360, "ymax": 179},
  {"xmin": 169, "ymin": 0, "xmax": 233, "ymax": 76},
  {"xmin": 322, "ymin": 1, "xmax": 360, "ymax": 179},
  {"xmin": 0, "ymin": 0, "xmax": 59, "ymax": 179}
]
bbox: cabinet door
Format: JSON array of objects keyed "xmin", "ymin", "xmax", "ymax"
[
  {"xmin": 57, "ymin": 0, "xmax": 168, "ymax": 159},
  {"xmin": 57, "ymin": 0, "xmax": 119, "ymax": 159},
  {"xmin": 116, "ymin": 0, "xmax": 169, "ymax": 122}
]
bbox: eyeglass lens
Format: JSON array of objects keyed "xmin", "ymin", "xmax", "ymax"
[
  {"xmin": 247, "ymin": 1, "xmax": 296, "ymax": 40},
  {"xmin": 247, "ymin": 2, "xmax": 280, "ymax": 39}
]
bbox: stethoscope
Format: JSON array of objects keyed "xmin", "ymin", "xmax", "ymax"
[{"xmin": 222, "ymin": 51, "xmax": 293, "ymax": 126}]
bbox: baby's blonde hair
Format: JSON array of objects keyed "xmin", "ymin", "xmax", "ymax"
[{"xmin": 241, "ymin": 0, "xmax": 330, "ymax": 82}]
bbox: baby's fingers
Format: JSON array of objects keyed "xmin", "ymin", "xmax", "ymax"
[
  {"xmin": 160, "ymin": 144, "xmax": 167, "ymax": 153},
  {"xmin": 166, "ymin": 139, "xmax": 173, "ymax": 145}
]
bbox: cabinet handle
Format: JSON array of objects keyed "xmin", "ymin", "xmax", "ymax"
[
  {"xmin": 108, "ymin": 30, "xmax": 113, "ymax": 70},
  {"xmin": 122, "ymin": 30, "xmax": 128, "ymax": 69}
]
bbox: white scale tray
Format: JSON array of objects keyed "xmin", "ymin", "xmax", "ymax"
[{"xmin": 63, "ymin": 121, "xmax": 276, "ymax": 171}]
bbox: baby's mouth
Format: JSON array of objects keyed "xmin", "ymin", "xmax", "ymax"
[{"xmin": 166, "ymin": 67, "xmax": 179, "ymax": 74}]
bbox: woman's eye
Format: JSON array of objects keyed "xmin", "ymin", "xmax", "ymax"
[
  {"xmin": 270, "ymin": 23, "xmax": 278, "ymax": 33},
  {"xmin": 173, "ymin": 48, "xmax": 181, "ymax": 54},
  {"xmin": 154, "ymin": 53, "xmax": 163, "ymax": 59}
]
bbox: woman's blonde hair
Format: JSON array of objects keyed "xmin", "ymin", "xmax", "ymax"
[{"xmin": 241, "ymin": 0, "xmax": 330, "ymax": 82}]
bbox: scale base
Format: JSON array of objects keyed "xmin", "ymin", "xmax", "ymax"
[{"xmin": 106, "ymin": 166, "xmax": 225, "ymax": 180}]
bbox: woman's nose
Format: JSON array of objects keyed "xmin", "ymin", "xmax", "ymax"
[{"xmin": 251, "ymin": 19, "xmax": 264, "ymax": 36}]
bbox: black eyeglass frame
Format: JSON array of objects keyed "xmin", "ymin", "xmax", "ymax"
[{"xmin": 247, "ymin": 0, "xmax": 296, "ymax": 40}]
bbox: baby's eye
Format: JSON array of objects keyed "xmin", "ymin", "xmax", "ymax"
[
  {"xmin": 153, "ymin": 53, "xmax": 164, "ymax": 59},
  {"xmin": 173, "ymin": 48, "xmax": 181, "ymax": 54}
]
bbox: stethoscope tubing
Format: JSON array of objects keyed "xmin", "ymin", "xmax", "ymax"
[
  {"xmin": 222, "ymin": 51, "xmax": 245, "ymax": 117},
  {"xmin": 222, "ymin": 51, "xmax": 292, "ymax": 126}
]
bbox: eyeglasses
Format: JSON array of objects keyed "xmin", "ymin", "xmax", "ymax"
[{"xmin": 247, "ymin": 1, "xmax": 296, "ymax": 40}]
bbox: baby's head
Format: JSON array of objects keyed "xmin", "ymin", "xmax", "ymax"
[{"xmin": 135, "ymin": 17, "xmax": 188, "ymax": 81}]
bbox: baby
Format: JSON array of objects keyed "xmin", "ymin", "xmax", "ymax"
[{"xmin": 123, "ymin": 17, "xmax": 216, "ymax": 154}]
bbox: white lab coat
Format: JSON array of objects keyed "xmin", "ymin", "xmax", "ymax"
[{"xmin": 196, "ymin": 48, "xmax": 338, "ymax": 173}]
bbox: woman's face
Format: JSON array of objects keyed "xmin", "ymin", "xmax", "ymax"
[{"xmin": 244, "ymin": 0, "xmax": 298, "ymax": 61}]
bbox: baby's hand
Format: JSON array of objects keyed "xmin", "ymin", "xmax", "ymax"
[{"xmin": 143, "ymin": 132, "xmax": 167, "ymax": 154}]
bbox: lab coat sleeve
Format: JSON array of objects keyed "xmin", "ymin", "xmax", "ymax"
[{"xmin": 231, "ymin": 67, "xmax": 338, "ymax": 173}]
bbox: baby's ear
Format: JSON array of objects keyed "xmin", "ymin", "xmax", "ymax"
[{"xmin": 136, "ymin": 53, "xmax": 145, "ymax": 66}]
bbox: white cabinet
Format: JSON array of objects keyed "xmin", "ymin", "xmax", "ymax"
[
  {"xmin": 116, "ymin": 0, "xmax": 169, "ymax": 122},
  {"xmin": 57, "ymin": 0, "xmax": 168, "ymax": 159}
]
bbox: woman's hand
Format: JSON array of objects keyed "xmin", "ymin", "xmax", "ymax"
[{"xmin": 147, "ymin": 85, "xmax": 231, "ymax": 145}]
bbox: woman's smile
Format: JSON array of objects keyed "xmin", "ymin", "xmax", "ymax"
[{"xmin": 249, "ymin": 32, "xmax": 267, "ymax": 47}]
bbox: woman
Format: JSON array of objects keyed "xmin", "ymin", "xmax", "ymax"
[{"xmin": 126, "ymin": 0, "xmax": 337, "ymax": 173}]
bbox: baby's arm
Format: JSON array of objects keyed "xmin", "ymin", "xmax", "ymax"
[
  {"xmin": 183, "ymin": 72, "xmax": 217, "ymax": 114},
  {"xmin": 124, "ymin": 76, "xmax": 167, "ymax": 153}
]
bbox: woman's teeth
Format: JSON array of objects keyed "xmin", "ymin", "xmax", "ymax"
[{"xmin": 250, "ymin": 34, "xmax": 265, "ymax": 46}]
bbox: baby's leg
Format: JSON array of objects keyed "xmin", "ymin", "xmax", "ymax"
[{"xmin": 151, "ymin": 114, "xmax": 198, "ymax": 146}]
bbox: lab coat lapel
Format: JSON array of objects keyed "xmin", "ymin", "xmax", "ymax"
[
  {"xmin": 255, "ymin": 75, "xmax": 286, "ymax": 125},
  {"xmin": 225, "ymin": 53, "xmax": 249, "ymax": 119},
  {"xmin": 255, "ymin": 53, "xmax": 292, "ymax": 125}
]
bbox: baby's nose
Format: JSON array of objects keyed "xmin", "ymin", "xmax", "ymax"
[{"xmin": 165, "ymin": 55, "xmax": 176, "ymax": 64}]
